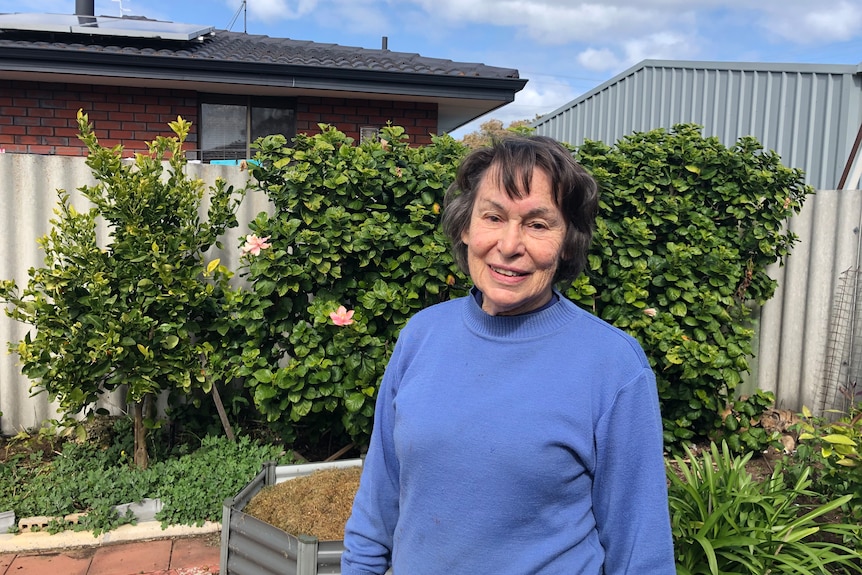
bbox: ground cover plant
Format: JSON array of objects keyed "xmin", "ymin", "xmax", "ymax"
[{"xmin": 0, "ymin": 420, "xmax": 293, "ymax": 535}]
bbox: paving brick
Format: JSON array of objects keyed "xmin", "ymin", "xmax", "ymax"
[
  {"xmin": 87, "ymin": 539, "xmax": 171, "ymax": 575},
  {"xmin": 169, "ymin": 538, "xmax": 220, "ymax": 571},
  {"xmin": 6, "ymin": 551, "xmax": 91, "ymax": 575},
  {"xmin": 0, "ymin": 552, "xmax": 15, "ymax": 572}
]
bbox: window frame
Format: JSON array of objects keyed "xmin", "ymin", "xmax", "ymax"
[{"xmin": 199, "ymin": 95, "xmax": 296, "ymax": 162}]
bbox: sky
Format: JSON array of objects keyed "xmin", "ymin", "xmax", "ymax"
[{"xmin": 3, "ymin": 0, "xmax": 862, "ymax": 138}]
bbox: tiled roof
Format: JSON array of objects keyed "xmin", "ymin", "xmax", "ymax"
[{"xmin": 0, "ymin": 27, "xmax": 521, "ymax": 80}]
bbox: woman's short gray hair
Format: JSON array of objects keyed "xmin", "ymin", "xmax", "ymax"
[{"xmin": 442, "ymin": 135, "xmax": 599, "ymax": 284}]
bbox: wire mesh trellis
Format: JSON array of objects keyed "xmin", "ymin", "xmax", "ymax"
[{"xmin": 820, "ymin": 266, "xmax": 862, "ymax": 417}]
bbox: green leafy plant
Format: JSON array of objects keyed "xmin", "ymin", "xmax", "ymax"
[
  {"xmin": 713, "ymin": 389, "xmax": 779, "ymax": 453},
  {"xmin": 0, "ymin": 111, "xmax": 244, "ymax": 468},
  {"xmin": 571, "ymin": 124, "xmax": 814, "ymax": 449},
  {"xmin": 221, "ymin": 124, "xmax": 468, "ymax": 449},
  {"xmin": 0, "ymin": 433, "xmax": 293, "ymax": 535},
  {"xmin": 668, "ymin": 441, "xmax": 862, "ymax": 575},
  {"xmin": 789, "ymin": 401, "xmax": 862, "ymax": 535}
]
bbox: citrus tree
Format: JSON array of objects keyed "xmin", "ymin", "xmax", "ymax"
[{"xmin": 0, "ymin": 111, "xmax": 243, "ymax": 468}]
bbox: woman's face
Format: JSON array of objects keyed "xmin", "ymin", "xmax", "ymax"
[{"xmin": 461, "ymin": 166, "xmax": 566, "ymax": 316}]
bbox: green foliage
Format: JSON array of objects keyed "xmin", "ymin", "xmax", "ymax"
[
  {"xmin": 712, "ymin": 389, "xmax": 778, "ymax": 453},
  {"xmin": 0, "ymin": 434, "xmax": 293, "ymax": 535},
  {"xmin": 0, "ymin": 111, "xmax": 243, "ymax": 461},
  {"xmin": 571, "ymin": 124, "xmax": 814, "ymax": 449},
  {"xmin": 668, "ymin": 441, "xmax": 862, "ymax": 574},
  {"xmin": 153, "ymin": 434, "xmax": 293, "ymax": 527},
  {"xmin": 788, "ymin": 403, "xmax": 862, "ymax": 533},
  {"xmin": 221, "ymin": 125, "xmax": 468, "ymax": 447}
]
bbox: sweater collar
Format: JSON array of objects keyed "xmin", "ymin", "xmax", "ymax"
[{"xmin": 463, "ymin": 288, "xmax": 581, "ymax": 340}]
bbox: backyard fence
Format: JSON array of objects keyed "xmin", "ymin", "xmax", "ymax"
[{"xmin": 0, "ymin": 153, "xmax": 859, "ymax": 434}]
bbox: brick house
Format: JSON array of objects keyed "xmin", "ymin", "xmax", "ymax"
[{"xmin": 0, "ymin": 3, "xmax": 526, "ymax": 158}]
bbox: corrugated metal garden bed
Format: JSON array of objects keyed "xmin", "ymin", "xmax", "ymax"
[{"xmin": 220, "ymin": 459, "xmax": 362, "ymax": 575}]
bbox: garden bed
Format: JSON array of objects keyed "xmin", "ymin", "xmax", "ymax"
[{"xmin": 220, "ymin": 459, "xmax": 363, "ymax": 575}]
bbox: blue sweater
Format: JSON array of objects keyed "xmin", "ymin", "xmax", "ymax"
[{"xmin": 342, "ymin": 292, "xmax": 675, "ymax": 574}]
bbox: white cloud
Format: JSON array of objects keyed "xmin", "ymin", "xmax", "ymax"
[
  {"xmin": 402, "ymin": 0, "xmax": 686, "ymax": 45},
  {"xmin": 578, "ymin": 31, "xmax": 698, "ymax": 73},
  {"xmin": 450, "ymin": 74, "xmax": 579, "ymax": 138},
  {"xmin": 622, "ymin": 31, "xmax": 700, "ymax": 63},
  {"xmin": 224, "ymin": 0, "xmax": 389, "ymax": 36},
  {"xmin": 760, "ymin": 1, "xmax": 862, "ymax": 44},
  {"xmin": 244, "ymin": 0, "xmax": 319, "ymax": 20},
  {"xmin": 578, "ymin": 48, "xmax": 623, "ymax": 72}
]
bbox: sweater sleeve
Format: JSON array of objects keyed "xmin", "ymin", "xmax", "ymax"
[
  {"xmin": 592, "ymin": 367, "xmax": 676, "ymax": 574},
  {"xmin": 341, "ymin": 341, "xmax": 403, "ymax": 575}
]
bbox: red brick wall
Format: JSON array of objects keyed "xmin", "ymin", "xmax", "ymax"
[
  {"xmin": 0, "ymin": 81, "xmax": 439, "ymax": 156},
  {"xmin": 296, "ymin": 96, "xmax": 438, "ymax": 146},
  {"xmin": 0, "ymin": 81, "xmax": 198, "ymax": 156}
]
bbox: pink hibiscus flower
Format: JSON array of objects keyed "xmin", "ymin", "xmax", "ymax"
[
  {"xmin": 241, "ymin": 234, "xmax": 272, "ymax": 256},
  {"xmin": 329, "ymin": 305, "xmax": 355, "ymax": 326}
]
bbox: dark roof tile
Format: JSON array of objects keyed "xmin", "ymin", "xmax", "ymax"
[{"xmin": 0, "ymin": 27, "xmax": 520, "ymax": 79}]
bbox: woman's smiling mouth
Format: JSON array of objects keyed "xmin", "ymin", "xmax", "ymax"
[{"xmin": 490, "ymin": 265, "xmax": 527, "ymax": 277}]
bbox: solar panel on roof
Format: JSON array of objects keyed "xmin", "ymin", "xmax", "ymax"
[
  {"xmin": 0, "ymin": 12, "xmax": 214, "ymax": 41},
  {"xmin": 74, "ymin": 16, "xmax": 214, "ymax": 40},
  {"xmin": 0, "ymin": 13, "xmax": 95, "ymax": 33}
]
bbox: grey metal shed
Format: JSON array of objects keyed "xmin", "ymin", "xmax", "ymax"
[{"xmin": 532, "ymin": 59, "xmax": 862, "ymax": 190}]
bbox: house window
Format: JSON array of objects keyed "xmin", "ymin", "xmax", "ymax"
[{"xmin": 200, "ymin": 96, "xmax": 296, "ymax": 162}]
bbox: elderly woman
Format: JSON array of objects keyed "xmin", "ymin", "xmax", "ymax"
[{"xmin": 342, "ymin": 136, "xmax": 675, "ymax": 574}]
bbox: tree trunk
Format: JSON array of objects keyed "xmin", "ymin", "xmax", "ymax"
[
  {"xmin": 211, "ymin": 383, "xmax": 235, "ymax": 442},
  {"xmin": 133, "ymin": 400, "xmax": 149, "ymax": 469}
]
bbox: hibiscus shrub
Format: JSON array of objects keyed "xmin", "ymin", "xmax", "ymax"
[
  {"xmin": 569, "ymin": 124, "xmax": 814, "ymax": 451},
  {"xmin": 223, "ymin": 125, "xmax": 467, "ymax": 447}
]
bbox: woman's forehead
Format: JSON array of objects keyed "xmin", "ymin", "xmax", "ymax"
[{"xmin": 478, "ymin": 163, "xmax": 559, "ymax": 203}]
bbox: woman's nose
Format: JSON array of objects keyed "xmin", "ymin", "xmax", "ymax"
[{"xmin": 497, "ymin": 223, "xmax": 525, "ymax": 256}]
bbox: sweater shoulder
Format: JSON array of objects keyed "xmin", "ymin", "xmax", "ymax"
[
  {"xmin": 560, "ymin": 299, "xmax": 650, "ymax": 368},
  {"xmin": 400, "ymin": 296, "xmax": 465, "ymax": 334}
]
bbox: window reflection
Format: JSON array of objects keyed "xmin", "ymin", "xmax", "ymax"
[{"xmin": 201, "ymin": 99, "xmax": 295, "ymax": 162}]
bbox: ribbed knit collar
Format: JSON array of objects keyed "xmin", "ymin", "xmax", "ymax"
[{"xmin": 462, "ymin": 288, "xmax": 582, "ymax": 341}]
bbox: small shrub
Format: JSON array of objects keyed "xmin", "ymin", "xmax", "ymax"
[
  {"xmin": 788, "ymin": 403, "xmax": 862, "ymax": 538},
  {"xmin": 0, "ymin": 111, "xmax": 244, "ymax": 469}
]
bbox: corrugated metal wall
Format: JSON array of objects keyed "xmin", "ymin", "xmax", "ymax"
[
  {"xmin": 756, "ymin": 188, "xmax": 862, "ymax": 415},
  {"xmin": 0, "ymin": 154, "xmax": 269, "ymax": 435},
  {"xmin": 534, "ymin": 60, "xmax": 862, "ymax": 190}
]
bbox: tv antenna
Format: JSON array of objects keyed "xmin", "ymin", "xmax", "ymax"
[
  {"xmin": 227, "ymin": 1, "xmax": 247, "ymax": 33},
  {"xmin": 111, "ymin": 0, "xmax": 132, "ymax": 17}
]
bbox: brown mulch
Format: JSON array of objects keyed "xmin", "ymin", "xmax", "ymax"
[{"xmin": 243, "ymin": 466, "xmax": 362, "ymax": 541}]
